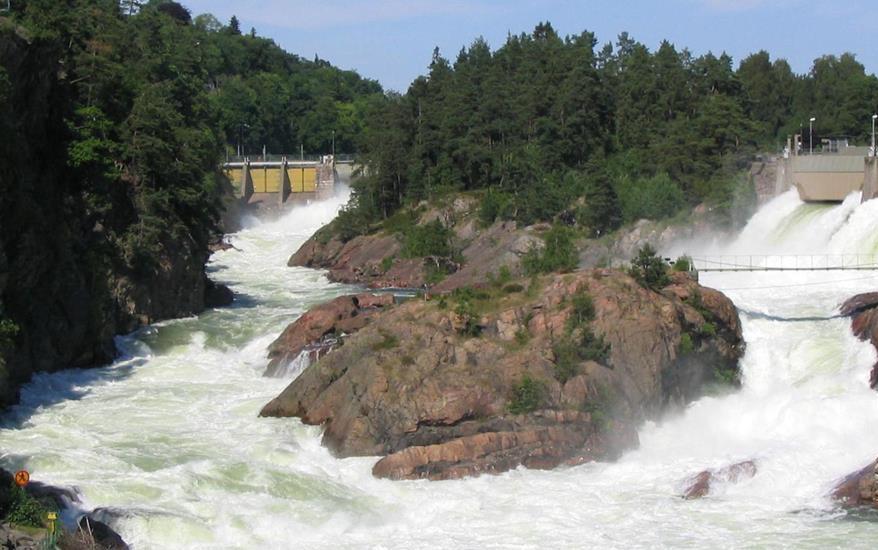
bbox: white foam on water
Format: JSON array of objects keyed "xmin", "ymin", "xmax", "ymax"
[{"xmin": 2, "ymin": 186, "xmax": 878, "ymax": 548}]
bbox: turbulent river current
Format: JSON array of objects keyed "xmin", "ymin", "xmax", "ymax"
[{"xmin": 3, "ymin": 188, "xmax": 878, "ymax": 548}]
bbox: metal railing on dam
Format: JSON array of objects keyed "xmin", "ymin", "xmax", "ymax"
[{"xmin": 690, "ymin": 254, "xmax": 878, "ymax": 272}]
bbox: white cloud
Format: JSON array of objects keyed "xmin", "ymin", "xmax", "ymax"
[{"xmin": 185, "ymin": 0, "xmax": 486, "ymax": 30}]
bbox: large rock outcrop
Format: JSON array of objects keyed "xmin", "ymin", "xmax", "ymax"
[
  {"xmin": 261, "ymin": 270, "xmax": 744, "ymax": 480},
  {"xmin": 840, "ymin": 292, "xmax": 878, "ymax": 388},
  {"xmin": 288, "ymin": 197, "xmax": 541, "ymax": 291},
  {"xmin": 265, "ymin": 293, "xmax": 393, "ymax": 376}
]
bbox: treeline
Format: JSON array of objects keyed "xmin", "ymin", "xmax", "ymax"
[
  {"xmin": 341, "ymin": 23, "xmax": 878, "ymax": 239},
  {"xmin": 0, "ymin": 0, "xmax": 380, "ymax": 403},
  {"xmin": 3, "ymin": 0, "xmax": 381, "ymax": 273}
]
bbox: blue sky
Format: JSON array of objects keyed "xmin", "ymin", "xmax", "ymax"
[{"xmin": 182, "ymin": 0, "xmax": 877, "ymax": 92}]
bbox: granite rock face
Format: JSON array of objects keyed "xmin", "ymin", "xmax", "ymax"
[
  {"xmin": 264, "ymin": 293, "xmax": 394, "ymax": 376},
  {"xmin": 261, "ymin": 270, "xmax": 744, "ymax": 480}
]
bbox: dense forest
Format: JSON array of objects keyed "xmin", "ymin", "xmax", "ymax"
[
  {"xmin": 339, "ymin": 23, "xmax": 878, "ymax": 239},
  {"xmin": 0, "ymin": 0, "xmax": 380, "ymax": 406}
]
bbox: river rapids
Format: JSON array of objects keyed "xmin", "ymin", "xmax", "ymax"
[{"xmin": 2, "ymin": 189, "xmax": 878, "ymax": 548}]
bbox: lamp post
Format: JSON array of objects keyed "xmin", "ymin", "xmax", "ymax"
[
  {"xmin": 237, "ymin": 123, "xmax": 250, "ymax": 158},
  {"xmin": 872, "ymin": 114, "xmax": 877, "ymax": 157},
  {"xmin": 331, "ymin": 130, "xmax": 336, "ymax": 158},
  {"xmin": 809, "ymin": 117, "xmax": 815, "ymax": 154}
]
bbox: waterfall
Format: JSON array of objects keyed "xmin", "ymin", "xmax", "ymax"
[{"xmin": 1, "ymin": 187, "xmax": 878, "ymax": 548}]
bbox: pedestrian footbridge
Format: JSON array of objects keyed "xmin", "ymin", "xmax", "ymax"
[{"xmin": 690, "ymin": 254, "xmax": 878, "ymax": 272}]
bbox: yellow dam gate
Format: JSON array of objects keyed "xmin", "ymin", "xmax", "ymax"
[{"xmin": 223, "ymin": 156, "xmax": 337, "ymax": 207}]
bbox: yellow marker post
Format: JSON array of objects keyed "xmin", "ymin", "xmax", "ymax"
[{"xmin": 47, "ymin": 511, "xmax": 58, "ymax": 547}]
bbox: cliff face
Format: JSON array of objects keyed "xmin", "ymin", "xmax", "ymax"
[
  {"xmin": 261, "ymin": 270, "xmax": 744, "ymax": 480},
  {"xmin": 0, "ymin": 25, "xmax": 226, "ymax": 408}
]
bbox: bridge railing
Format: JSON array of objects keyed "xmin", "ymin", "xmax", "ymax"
[
  {"xmin": 224, "ymin": 153, "xmax": 356, "ymax": 164},
  {"xmin": 691, "ymin": 254, "xmax": 878, "ymax": 271},
  {"xmin": 224, "ymin": 154, "xmax": 326, "ymax": 163}
]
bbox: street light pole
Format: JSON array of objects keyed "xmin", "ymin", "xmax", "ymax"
[
  {"xmin": 332, "ymin": 130, "xmax": 336, "ymax": 157},
  {"xmin": 871, "ymin": 114, "xmax": 877, "ymax": 157},
  {"xmin": 809, "ymin": 117, "xmax": 816, "ymax": 154}
]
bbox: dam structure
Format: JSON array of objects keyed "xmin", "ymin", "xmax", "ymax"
[
  {"xmin": 775, "ymin": 137, "xmax": 878, "ymax": 203},
  {"xmin": 222, "ymin": 154, "xmax": 355, "ymax": 208}
]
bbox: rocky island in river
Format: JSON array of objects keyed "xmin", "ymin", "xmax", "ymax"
[{"xmin": 262, "ymin": 203, "xmax": 744, "ymax": 479}]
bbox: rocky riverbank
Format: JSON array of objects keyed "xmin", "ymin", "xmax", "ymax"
[
  {"xmin": 840, "ymin": 292, "xmax": 878, "ymax": 389},
  {"xmin": 831, "ymin": 292, "xmax": 878, "ymax": 509},
  {"xmin": 261, "ymin": 269, "xmax": 744, "ymax": 480}
]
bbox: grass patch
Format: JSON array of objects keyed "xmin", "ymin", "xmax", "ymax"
[
  {"xmin": 371, "ymin": 330, "xmax": 399, "ymax": 351},
  {"xmin": 380, "ymin": 255, "xmax": 394, "ymax": 273}
]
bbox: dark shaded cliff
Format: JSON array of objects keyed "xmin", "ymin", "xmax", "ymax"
[{"xmin": 0, "ymin": 15, "xmax": 219, "ymax": 407}]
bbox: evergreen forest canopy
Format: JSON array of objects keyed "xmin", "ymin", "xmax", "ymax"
[
  {"xmin": 0, "ymin": 0, "xmax": 381, "ymax": 275},
  {"xmin": 342, "ymin": 22, "xmax": 878, "ymax": 240}
]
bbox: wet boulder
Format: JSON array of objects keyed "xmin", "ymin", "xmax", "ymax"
[
  {"xmin": 841, "ymin": 293, "xmax": 878, "ymax": 388},
  {"xmin": 264, "ymin": 293, "xmax": 393, "ymax": 376},
  {"xmin": 682, "ymin": 460, "xmax": 758, "ymax": 499},
  {"xmin": 832, "ymin": 458, "xmax": 878, "ymax": 507}
]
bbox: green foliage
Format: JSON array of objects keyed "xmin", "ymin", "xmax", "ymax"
[
  {"xmin": 371, "ymin": 330, "xmax": 399, "ymax": 351},
  {"xmin": 453, "ymin": 293, "xmax": 482, "ymax": 337},
  {"xmin": 553, "ymin": 340, "xmax": 580, "ymax": 384},
  {"xmin": 0, "ymin": 319, "xmax": 18, "ymax": 349},
  {"xmin": 502, "ymin": 283, "xmax": 524, "ymax": 294},
  {"xmin": 628, "ymin": 244, "xmax": 670, "ymax": 291},
  {"xmin": 401, "ymin": 220, "xmax": 453, "ymax": 259},
  {"xmin": 615, "ymin": 173, "xmax": 685, "ymax": 223},
  {"xmin": 679, "ymin": 333, "xmax": 695, "ymax": 355},
  {"xmin": 700, "ymin": 322, "xmax": 717, "ymax": 337},
  {"xmin": 425, "ymin": 262, "xmax": 450, "ymax": 285},
  {"xmin": 379, "ymin": 255, "xmax": 394, "ymax": 273},
  {"xmin": 1, "ymin": 484, "xmax": 55, "ymax": 528},
  {"xmin": 582, "ymin": 384, "xmax": 615, "ymax": 432},
  {"xmin": 672, "ymin": 255, "xmax": 693, "ymax": 272},
  {"xmin": 568, "ymin": 288, "xmax": 596, "ymax": 329},
  {"xmin": 479, "ymin": 189, "xmax": 515, "ymax": 226},
  {"xmin": 714, "ymin": 366, "xmax": 738, "ymax": 385},
  {"xmin": 523, "ymin": 225, "xmax": 578, "ymax": 275},
  {"xmin": 508, "ymin": 375, "xmax": 545, "ymax": 415},
  {"xmin": 553, "ymin": 287, "xmax": 610, "ymax": 381}
]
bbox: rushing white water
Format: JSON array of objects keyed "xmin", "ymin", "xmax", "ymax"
[{"xmin": 3, "ymin": 188, "xmax": 878, "ymax": 548}]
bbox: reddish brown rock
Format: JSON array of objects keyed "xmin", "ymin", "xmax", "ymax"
[
  {"xmin": 264, "ymin": 293, "xmax": 393, "ymax": 376},
  {"xmin": 841, "ymin": 293, "xmax": 878, "ymax": 388},
  {"xmin": 288, "ymin": 201, "xmax": 541, "ymax": 292},
  {"xmin": 832, "ymin": 458, "xmax": 878, "ymax": 507},
  {"xmin": 261, "ymin": 269, "xmax": 743, "ymax": 480},
  {"xmin": 682, "ymin": 460, "xmax": 758, "ymax": 499}
]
